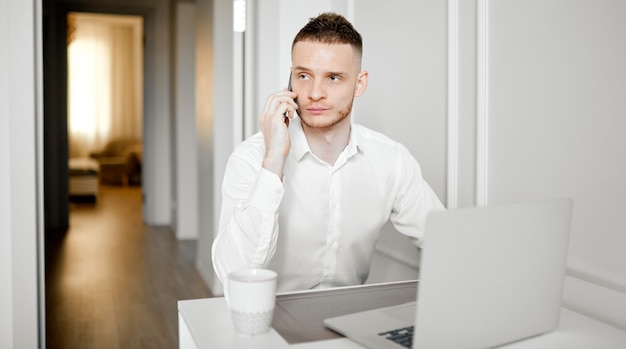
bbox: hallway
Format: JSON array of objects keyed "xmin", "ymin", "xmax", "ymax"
[{"xmin": 45, "ymin": 185, "xmax": 213, "ymax": 348}]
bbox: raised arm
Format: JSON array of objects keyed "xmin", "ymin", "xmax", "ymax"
[{"xmin": 211, "ymin": 89, "xmax": 297, "ymax": 287}]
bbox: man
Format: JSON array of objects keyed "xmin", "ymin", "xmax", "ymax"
[{"xmin": 212, "ymin": 12, "xmax": 444, "ymax": 293}]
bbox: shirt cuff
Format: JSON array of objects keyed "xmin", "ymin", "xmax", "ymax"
[{"xmin": 248, "ymin": 167, "xmax": 284, "ymax": 211}]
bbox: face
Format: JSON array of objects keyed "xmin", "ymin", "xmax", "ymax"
[{"xmin": 291, "ymin": 41, "xmax": 367, "ymax": 130}]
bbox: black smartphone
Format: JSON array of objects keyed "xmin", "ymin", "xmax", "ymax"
[
  {"xmin": 285, "ymin": 72, "xmax": 293, "ymax": 122},
  {"xmin": 288, "ymin": 71, "xmax": 293, "ymax": 92}
]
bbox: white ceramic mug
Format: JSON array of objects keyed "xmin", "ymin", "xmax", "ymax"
[{"xmin": 227, "ymin": 268, "xmax": 277, "ymax": 336}]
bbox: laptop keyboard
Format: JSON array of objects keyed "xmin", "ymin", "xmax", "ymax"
[{"xmin": 379, "ymin": 326, "xmax": 414, "ymax": 348}]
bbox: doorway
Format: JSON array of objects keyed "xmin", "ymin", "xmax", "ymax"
[{"xmin": 67, "ymin": 12, "xmax": 143, "ymax": 191}]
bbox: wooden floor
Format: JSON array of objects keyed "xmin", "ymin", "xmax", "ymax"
[{"xmin": 45, "ymin": 185, "xmax": 213, "ymax": 349}]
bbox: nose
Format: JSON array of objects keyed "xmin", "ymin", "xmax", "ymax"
[{"xmin": 307, "ymin": 79, "xmax": 326, "ymax": 101}]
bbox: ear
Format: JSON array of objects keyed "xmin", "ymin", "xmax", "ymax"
[{"xmin": 354, "ymin": 71, "xmax": 368, "ymax": 97}]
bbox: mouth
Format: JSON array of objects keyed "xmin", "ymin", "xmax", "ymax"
[{"xmin": 305, "ymin": 106, "xmax": 329, "ymax": 115}]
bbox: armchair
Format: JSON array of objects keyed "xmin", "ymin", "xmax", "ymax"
[{"xmin": 90, "ymin": 139, "xmax": 142, "ymax": 186}]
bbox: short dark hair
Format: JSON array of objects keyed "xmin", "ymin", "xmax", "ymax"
[{"xmin": 292, "ymin": 12, "xmax": 363, "ymax": 62}]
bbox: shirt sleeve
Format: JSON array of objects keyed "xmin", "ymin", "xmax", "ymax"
[
  {"xmin": 389, "ymin": 145, "xmax": 445, "ymax": 247},
  {"xmin": 211, "ymin": 151, "xmax": 284, "ymax": 289}
]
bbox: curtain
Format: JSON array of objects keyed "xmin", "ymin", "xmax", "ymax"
[{"xmin": 68, "ymin": 13, "xmax": 143, "ymax": 158}]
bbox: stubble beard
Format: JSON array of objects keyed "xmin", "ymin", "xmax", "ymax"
[{"xmin": 298, "ymin": 98, "xmax": 354, "ymax": 130}]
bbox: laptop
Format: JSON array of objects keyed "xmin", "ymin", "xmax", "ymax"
[{"xmin": 324, "ymin": 199, "xmax": 573, "ymax": 349}]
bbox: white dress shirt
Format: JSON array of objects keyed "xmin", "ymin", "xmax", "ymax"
[{"xmin": 212, "ymin": 117, "xmax": 444, "ymax": 293}]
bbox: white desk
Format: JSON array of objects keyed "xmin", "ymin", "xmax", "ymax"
[{"xmin": 178, "ymin": 282, "xmax": 626, "ymax": 349}]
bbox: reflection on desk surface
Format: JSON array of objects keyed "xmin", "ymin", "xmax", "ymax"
[{"xmin": 272, "ymin": 281, "xmax": 417, "ymax": 344}]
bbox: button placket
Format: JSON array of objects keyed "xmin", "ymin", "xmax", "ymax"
[{"xmin": 321, "ymin": 168, "xmax": 341, "ymax": 284}]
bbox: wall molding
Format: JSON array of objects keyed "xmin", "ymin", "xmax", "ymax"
[
  {"xmin": 567, "ymin": 259, "xmax": 626, "ymax": 296},
  {"xmin": 446, "ymin": 0, "xmax": 459, "ymax": 209},
  {"xmin": 476, "ymin": 0, "xmax": 490, "ymax": 207}
]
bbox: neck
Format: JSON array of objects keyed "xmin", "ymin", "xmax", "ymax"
[{"xmin": 302, "ymin": 118, "xmax": 351, "ymax": 166}]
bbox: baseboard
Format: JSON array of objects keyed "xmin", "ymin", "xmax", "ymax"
[{"xmin": 563, "ymin": 259, "xmax": 626, "ymax": 331}]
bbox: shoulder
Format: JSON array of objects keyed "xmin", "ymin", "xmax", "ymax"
[
  {"xmin": 352, "ymin": 124, "xmax": 422, "ymax": 173},
  {"xmin": 352, "ymin": 124, "xmax": 410, "ymax": 155}
]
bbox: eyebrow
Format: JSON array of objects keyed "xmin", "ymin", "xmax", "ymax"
[{"xmin": 292, "ymin": 66, "xmax": 349, "ymax": 78}]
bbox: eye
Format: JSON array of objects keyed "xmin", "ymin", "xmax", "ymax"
[
  {"xmin": 298, "ymin": 74, "xmax": 309, "ymax": 81},
  {"xmin": 329, "ymin": 75, "xmax": 340, "ymax": 82}
]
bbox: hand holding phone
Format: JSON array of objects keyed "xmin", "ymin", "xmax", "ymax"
[{"xmin": 259, "ymin": 74, "xmax": 295, "ymax": 178}]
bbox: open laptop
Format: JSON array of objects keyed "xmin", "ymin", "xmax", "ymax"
[{"xmin": 324, "ymin": 199, "xmax": 573, "ymax": 349}]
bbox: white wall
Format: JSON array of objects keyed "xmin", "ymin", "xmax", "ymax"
[
  {"xmin": 355, "ymin": 0, "xmax": 448, "ymax": 283},
  {"xmin": 0, "ymin": 0, "xmax": 40, "ymax": 347},
  {"xmin": 483, "ymin": 0, "xmax": 626, "ymax": 329},
  {"xmin": 370, "ymin": 0, "xmax": 626, "ymax": 330},
  {"xmin": 175, "ymin": 2, "xmax": 199, "ymax": 239},
  {"xmin": 487, "ymin": 0, "xmax": 626, "ymax": 272},
  {"xmin": 0, "ymin": 1, "xmax": 12, "ymax": 340}
]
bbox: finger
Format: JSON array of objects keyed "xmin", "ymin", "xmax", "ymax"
[
  {"xmin": 263, "ymin": 92, "xmax": 295, "ymax": 115},
  {"xmin": 281, "ymin": 96, "xmax": 298, "ymax": 117},
  {"xmin": 272, "ymin": 98, "xmax": 297, "ymax": 119},
  {"xmin": 279, "ymin": 103, "xmax": 295, "ymax": 122},
  {"xmin": 260, "ymin": 92, "xmax": 298, "ymax": 130}
]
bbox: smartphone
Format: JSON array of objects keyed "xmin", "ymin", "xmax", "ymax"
[
  {"xmin": 285, "ymin": 72, "xmax": 293, "ymax": 122},
  {"xmin": 288, "ymin": 71, "xmax": 293, "ymax": 92}
]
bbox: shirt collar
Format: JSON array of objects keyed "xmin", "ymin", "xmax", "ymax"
[
  {"xmin": 289, "ymin": 117, "xmax": 311, "ymax": 161},
  {"xmin": 289, "ymin": 117, "xmax": 361, "ymax": 162}
]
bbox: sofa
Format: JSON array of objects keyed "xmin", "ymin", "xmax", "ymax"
[{"xmin": 90, "ymin": 139, "xmax": 142, "ymax": 186}]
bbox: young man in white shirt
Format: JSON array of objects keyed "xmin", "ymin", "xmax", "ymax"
[{"xmin": 212, "ymin": 13, "xmax": 444, "ymax": 293}]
